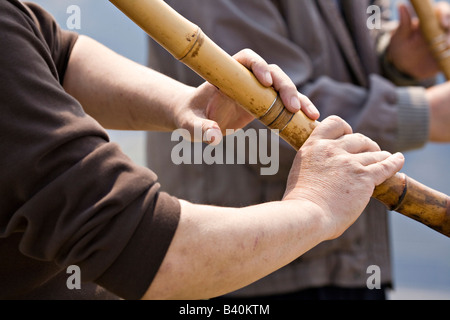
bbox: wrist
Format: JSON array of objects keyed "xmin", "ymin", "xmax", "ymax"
[
  {"xmin": 280, "ymin": 198, "xmax": 333, "ymax": 242},
  {"xmin": 426, "ymin": 83, "xmax": 450, "ymax": 142},
  {"xmin": 166, "ymin": 84, "xmax": 196, "ymax": 131},
  {"xmin": 383, "ymin": 48, "xmax": 418, "ymax": 85}
]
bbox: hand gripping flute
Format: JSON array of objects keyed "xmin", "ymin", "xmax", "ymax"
[
  {"xmin": 410, "ymin": 0, "xmax": 450, "ymax": 80},
  {"xmin": 109, "ymin": 0, "xmax": 450, "ymax": 238}
]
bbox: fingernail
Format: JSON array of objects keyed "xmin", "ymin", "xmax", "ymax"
[
  {"xmin": 392, "ymin": 152, "xmax": 405, "ymax": 164},
  {"xmin": 303, "ymin": 103, "xmax": 320, "ymax": 118},
  {"xmin": 265, "ymin": 72, "xmax": 273, "ymax": 85},
  {"xmin": 205, "ymin": 128, "xmax": 222, "ymax": 146},
  {"xmin": 394, "ymin": 152, "xmax": 405, "ymax": 160},
  {"xmin": 290, "ymin": 97, "xmax": 301, "ymax": 112}
]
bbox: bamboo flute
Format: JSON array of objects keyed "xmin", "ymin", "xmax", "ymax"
[
  {"xmin": 410, "ymin": 0, "xmax": 450, "ymax": 79},
  {"xmin": 109, "ymin": 0, "xmax": 450, "ymax": 238}
]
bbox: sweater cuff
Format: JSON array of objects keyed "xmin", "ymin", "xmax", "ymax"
[
  {"xmin": 377, "ymin": 33, "xmax": 415, "ymax": 86},
  {"xmin": 395, "ymin": 87, "xmax": 430, "ymax": 151},
  {"xmin": 378, "ymin": 33, "xmax": 436, "ymax": 88}
]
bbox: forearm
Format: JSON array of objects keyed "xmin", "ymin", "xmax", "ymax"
[
  {"xmin": 426, "ymin": 82, "xmax": 450, "ymax": 142},
  {"xmin": 64, "ymin": 35, "xmax": 192, "ymax": 131},
  {"xmin": 143, "ymin": 199, "xmax": 327, "ymax": 300},
  {"xmin": 139, "ymin": 115, "xmax": 405, "ymax": 300}
]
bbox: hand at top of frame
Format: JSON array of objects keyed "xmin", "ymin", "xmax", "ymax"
[{"xmin": 387, "ymin": 2, "xmax": 450, "ymax": 80}]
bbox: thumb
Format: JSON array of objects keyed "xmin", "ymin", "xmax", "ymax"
[
  {"xmin": 203, "ymin": 123, "xmax": 223, "ymax": 146},
  {"xmin": 397, "ymin": 4, "xmax": 414, "ymax": 37},
  {"xmin": 185, "ymin": 118, "xmax": 223, "ymax": 146}
]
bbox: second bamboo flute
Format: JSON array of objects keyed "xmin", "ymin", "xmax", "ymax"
[
  {"xmin": 109, "ymin": 0, "xmax": 450, "ymax": 238},
  {"xmin": 410, "ymin": 0, "xmax": 450, "ymax": 80}
]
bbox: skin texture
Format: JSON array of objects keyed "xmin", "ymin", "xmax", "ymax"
[
  {"xmin": 64, "ymin": 35, "xmax": 404, "ymax": 300},
  {"xmin": 64, "ymin": 36, "xmax": 318, "ymax": 144},
  {"xmin": 144, "ymin": 117, "xmax": 404, "ymax": 300}
]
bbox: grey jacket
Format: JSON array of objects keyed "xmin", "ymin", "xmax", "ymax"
[{"xmin": 146, "ymin": 0, "xmax": 430, "ymax": 296}]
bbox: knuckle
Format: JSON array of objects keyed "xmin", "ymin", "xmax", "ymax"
[
  {"xmin": 342, "ymin": 155, "xmax": 365, "ymax": 172},
  {"xmin": 356, "ymin": 133, "xmax": 380, "ymax": 151},
  {"xmin": 372, "ymin": 161, "xmax": 393, "ymax": 182},
  {"xmin": 379, "ymin": 159, "xmax": 394, "ymax": 174},
  {"xmin": 327, "ymin": 115, "xmax": 345, "ymax": 126},
  {"xmin": 304, "ymin": 139, "xmax": 321, "ymax": 152},
  {"xmin": 278, "ymin": 82, "xmax": 292, "ymax": 92},
  {"xmin": 323, "ymin": 143, "xmax": 345, "ymax": 160},
  {"xmin": 269, "ymin": 63, "xmax": 281, "ymax": 71},
  {"xmin": 353, "ymin": 133, "xmax": 370, "ymax": 144},
  {"xmin": 240, "ymin": 48, "xmax": 254, "ymax": 56},
  {"xmin": 298, "ymin": 93, "xmax": 312, "ymax": 103},
  {"xmin": 380, "ymin": 151, "xmax": 392, "ymax": 159}
]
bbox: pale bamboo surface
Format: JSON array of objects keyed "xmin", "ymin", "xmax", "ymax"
[
  {"xmin": 109, "ymin": 0, "xmax": 450, "ymax": 237},
  {"xmin": 410, "ymin": 0, "xmax": 450, "ymax": 79}
]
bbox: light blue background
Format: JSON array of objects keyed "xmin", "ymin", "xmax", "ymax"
[{"xmin": 28, "ymin": 0, "xmax": 450, "ymax": 300}]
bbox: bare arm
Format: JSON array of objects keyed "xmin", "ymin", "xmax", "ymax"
[
  {"xmin": 142, "ymin": 117, "xmax": 405, "ymax": 300},
  {"xmin": 425, "ymin": 82, "xmax": 450, "ymax": 142},
  {"xmin": 62, "ymin": 33, "xmax": 404, "ymax": 300},
  {"xmin": 149, "ymin": 199, "xmax": 325, "ymax": 300},
  {"xmin": 64, "ymin": 35, "xmax": 190, "ymax": 132},
  {"xmin": 63, "ymin": 35, "xmax": 318, "ymax": 140}
]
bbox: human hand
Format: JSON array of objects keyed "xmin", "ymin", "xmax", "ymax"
[
  {"xmin": 173, "ymin": 49, "xmax": 319, "ymax": 145},
  {"xmin": 283, "ymin": 116, "xmax": 405, "ymax": 240},
  {"xmin": 387, "ymin": 2, "xmax": 450, "ymax": 80}
]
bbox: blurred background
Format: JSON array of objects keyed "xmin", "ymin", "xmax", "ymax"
[{"xmin": 30, "ymin": 0, "xmax": 450, "ymax": 299}]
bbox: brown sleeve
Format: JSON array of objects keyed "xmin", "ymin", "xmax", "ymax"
[
  {"xmin": 0, "ymin": 0, "xmax": 180, "ymax": 300},
  {"xmin": 23, "ymin": 1, "xmax": 79, "ymax": 84}
]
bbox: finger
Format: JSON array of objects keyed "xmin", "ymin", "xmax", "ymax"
[
  {"xmin": 183, "ymin": 116, "xmax": 223, "ymax": 146},
  {"xmin": 269, "ymin": 64, "xmax": 304, "ymax": 113},
  {"xmin": 351, "ymin": 151, "xmax": 393, "ymax": 167},
  {"xmin": 233, "ymin": 49, "xmax": 273, "ymax": 87},
  {"xmin": 337, "ymin": 133, "xmax": 381, "ymax": 154},
  {"xmin": 397, "ymin": 4, "xmax": 413, "ymax": 37},
  {"xmin": 204, "ymin": 126, "xmax": 223, "ymax": 146},
  {"xmin": 366, "ymin": 152, "xmax": 405, "ymax": 186},
  {"xmin": 233, "ymin": 50, "xmax": 312, "ymax": 115},
  {"xmin": 310, "ymin": 116, "xmax": 353, "ymax": 140},
  {"xmin": 298, "ymin": 92, "xmax": 320, "ymax": 120},
  {"xmin": 199, "ymin": 118, "xmax": 223, "ymax": 145}
]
